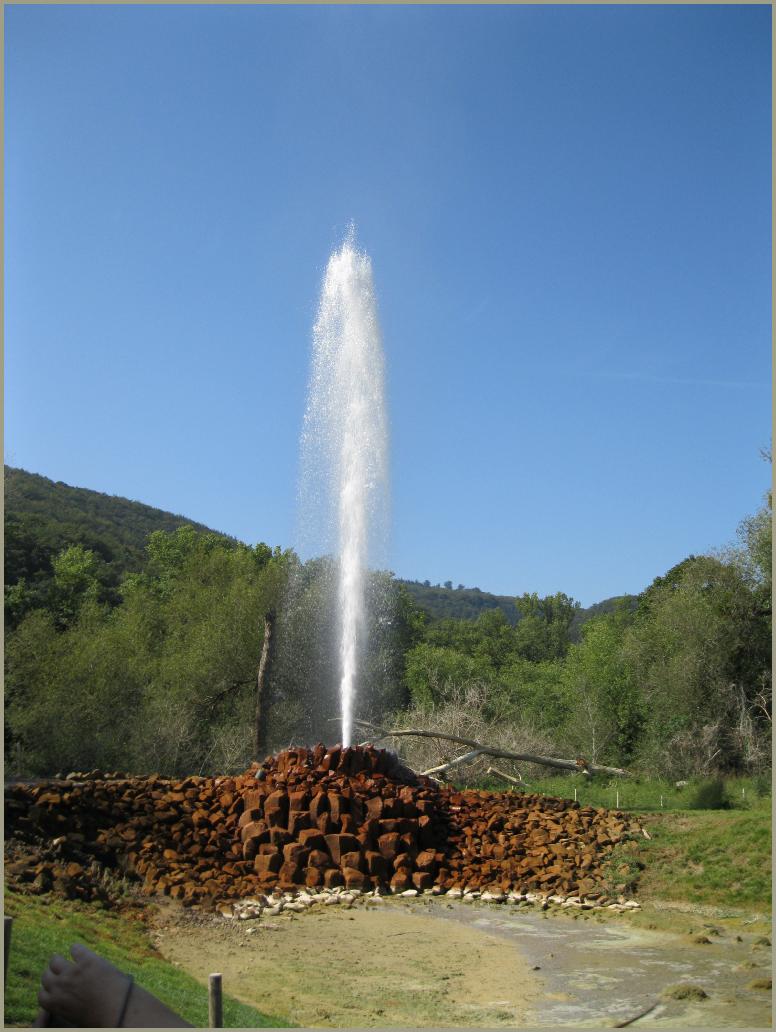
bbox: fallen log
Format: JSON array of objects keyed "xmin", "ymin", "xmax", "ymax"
[
  {"xmin": 352, "ymin": 719, "xmax": 632, "ymax": 778},
  {"xmin": 486, "ymin": 765, "xmax": 525, "ymax": 787},
  {"xmin": 421, "ymin": 748, "xmax": 488, "ymax": 777}
]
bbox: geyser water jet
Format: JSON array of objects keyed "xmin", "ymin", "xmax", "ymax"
[{"xmin": 300, "ymin": 230, "xmax": 389, "ymax": 747}]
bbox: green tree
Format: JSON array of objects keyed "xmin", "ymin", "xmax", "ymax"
[
  {"xmin": 50, "ymin": 545, "xmax": 103, "ymax": 628},
  {"xmin": 6, "ymin": 527, "xmax": 292, "ymax": 776},
  {"xmin": 514, "ymin": 591, "xmax": 580, "ymax": 661},
  {"xmin": 404, "ymin": 642, "xmax": 494, "ymax": 711},
  {"xmin": 625, "ymin": 555, "xmax": 769, "ymax": 775},
  {"xmin": 561, "ymin": 608, "xmax": 642, "ymax": 766}
]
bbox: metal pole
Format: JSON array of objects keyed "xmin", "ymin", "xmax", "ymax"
[{"xmin": 209, "ymin": 972, "xmax": 223, "ymax": 1028}]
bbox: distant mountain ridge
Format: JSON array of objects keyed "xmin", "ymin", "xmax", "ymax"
[
  {"xmin": 396, "ymin": 578, "xmax": 637, "ymax": 640},
  {"xmin": 4, "ymin": 466, "xmax": 636, "ymax": 634},
  {"xmin": 4, "ymin": 466, "xmax": 232, "ymax": 591},
  {"xmin": 397, "ymin": 580, "xmax": 522, "ymax": 625}
]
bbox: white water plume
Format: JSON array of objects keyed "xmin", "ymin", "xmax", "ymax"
[{"xmin": 300, "ymin": 229, "xmax": 389, "ymax": 747}]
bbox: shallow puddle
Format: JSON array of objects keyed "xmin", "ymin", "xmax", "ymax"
[{"xmin": 422, "ymin": 898, "xmax": 772, "ymax": 1028}]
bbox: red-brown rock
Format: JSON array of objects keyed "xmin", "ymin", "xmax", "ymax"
[{"xmin": 324, "ymin": 833, "xmax": 361, "ymax": 864}]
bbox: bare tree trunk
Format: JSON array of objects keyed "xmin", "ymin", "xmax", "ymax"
[{"xmin": 254, "ymin": 610, "xmax": 276, "ymax": 760}]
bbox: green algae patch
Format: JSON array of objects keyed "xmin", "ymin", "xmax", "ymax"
[
  {"xmin": 662, "ymin": 983, "xmax": 709, "ymax": 1001},
  {"xmin": 747, "ymin": 977, "xmax": 772, "ymax": 991}
]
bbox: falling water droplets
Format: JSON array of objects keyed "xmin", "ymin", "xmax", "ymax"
[{"xmin": 299, "ymin": 230, "xmax": 389, "ymax": 746}]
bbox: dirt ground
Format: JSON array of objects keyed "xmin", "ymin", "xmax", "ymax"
[
  {"xmin": 151, "ymin": 897, "xmax": 772, "ymax": 1029},
  {"xmin": 153, "ymin": 899, "xmax": 543, "ymax": 1028}
]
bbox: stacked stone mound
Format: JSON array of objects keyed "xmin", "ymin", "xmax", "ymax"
[
  {"xmin": 440, "ymin": 787, "xmax": 639, "ymax": 898},
  {"xmin": 5, "ymin": 745, "xmax": 643, "ymax": 907}
]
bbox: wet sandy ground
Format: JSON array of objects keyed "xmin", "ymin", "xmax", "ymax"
[
  {"xmin": 426, "ymin": 898, "xmax": 772, "ymax": 1028},
  {"xmin": 153, "ymin": 897, "xmax": 772, "ymax": 1028}
]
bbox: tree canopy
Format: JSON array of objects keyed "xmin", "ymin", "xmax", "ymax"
[{"xmin": 4, "ymin": 464, "xmax": 771, "ymax": 780}]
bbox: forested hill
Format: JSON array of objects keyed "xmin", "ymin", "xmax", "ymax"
[
  {"xmin": 397, "ymin": 580, "xmax": 522, "ymax": 624},
  {"xmin": 5, "ymin": 466, "xmax": 232, "ymax": 595},
  {"xmin": 5, "ymin": 466, "xmax": 636, "ymax": 635},
  {"xmin": 398, "ymin": 578, "xmax": 637, "ymax": 639}
]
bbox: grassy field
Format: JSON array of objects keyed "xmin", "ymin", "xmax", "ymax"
[
  {"xmin": 632, "ymin": 805, "xmax": 772, "ymax": 912},
  {"xmin": 486, "ymin": 771, "xmax": 772, "ymax": 814},
  {"xmin": 3, "ymin": 890, "xmax": 294, "ymax": 1028}
]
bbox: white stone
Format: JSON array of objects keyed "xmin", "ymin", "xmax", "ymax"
[
  {"xmin": 447, "ymin": 888, "xmax": 463, "ymax": 899},
  {"xmin": 263, "ymin": 904, "xmax": 283, "ymax": 916},
  {"xmin": 481, "ymin": 891, "xmax": 506, "ymax": 903},
  {"xmin": 284, "ymin": 902, "xmax": 308, "ymax": 913},
  {"xmin": 430, "ymin": 885, "xmax": 444, "ymax": 895},
  {"xmin": 401, "ymin": 889, "xmax": 419, "ymax": 897},
  {"xmin": 324, "ymin": 895, "xmax": 341, "ymax": 905}
]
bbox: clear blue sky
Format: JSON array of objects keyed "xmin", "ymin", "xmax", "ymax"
[{"xmin": 5, "ymin": 4, "xmax": 771, "ymax": 607}]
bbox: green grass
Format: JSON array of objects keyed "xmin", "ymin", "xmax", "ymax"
[
  {"xmin": 632, "ymin": 807, "xmax": 772, "ymax": 911},
  {"xmin": 483, "ymin": 772, "xmax": 772, "ymax": 814},
  {"xmin": 4, "ymin": 889, "xmax": 294, "ymax": 1028}
]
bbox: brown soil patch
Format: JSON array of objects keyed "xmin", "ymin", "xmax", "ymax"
[{"xmin": 152, "ymin": 900, "xmax": 542, "ymax": 1027}]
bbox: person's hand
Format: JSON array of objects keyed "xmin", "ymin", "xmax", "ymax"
[{"xmin": 37, "ymin": 944, "xmax": 131, "ymax": 1027}]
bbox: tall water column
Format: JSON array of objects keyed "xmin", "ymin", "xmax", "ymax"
[{"xmin": 300, "ymin": 230, "xmax": 389, "ymax": 747}]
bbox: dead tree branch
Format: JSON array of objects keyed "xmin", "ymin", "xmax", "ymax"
[
  {"xmin": 486, "ymin": 765, "xmax": 525, "ymax": 787},
  {"xmin": 421, "ymin": 748, "xmax": 489, "ymax": 777},
  {"xmin": 352, "ymin": 718, "xmax": 632, "ymax": 778}
]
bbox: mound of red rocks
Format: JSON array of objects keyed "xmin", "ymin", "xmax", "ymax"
[{"xmin": 5, "ymin": 745, "xmax": 644, "ymax": 908}]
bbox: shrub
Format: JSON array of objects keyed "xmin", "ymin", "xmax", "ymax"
[
  {"xmin": 689, "ymin": 777, "xmax": 729, "ymax": 810},
  {"xmin": 754, "ymin": 771, "xmax": 772, "ymax": 798},
  {"xmin": 600, "ymin": 843, "xmax": 643, "ymax": 896}
]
